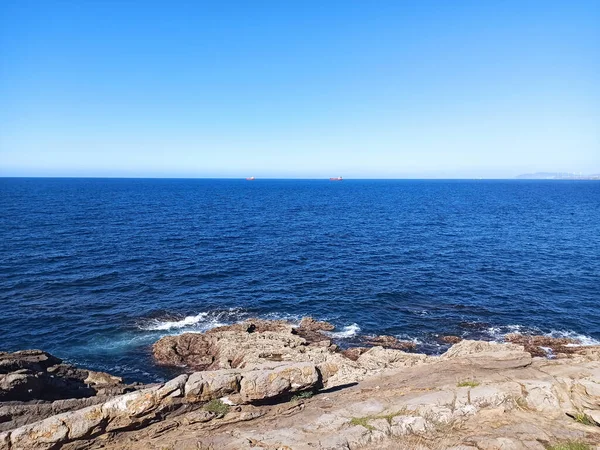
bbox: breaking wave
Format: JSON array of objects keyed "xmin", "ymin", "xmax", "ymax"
[
  {"xmin": 137, "ymin": 308, "xmax": 248, "ymax": 332},
  {"xmin": 141, "ymin": 313, "xmax": 212, "ymax": 331},
  {"xmin": 480, "ymin": 324, "xmax": 600, "ymax": 346},
  {"xmin": 326, "ymin": 323, "xmax": 361, "ymax": 338}
]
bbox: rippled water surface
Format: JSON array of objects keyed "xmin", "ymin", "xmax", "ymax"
[{"xmin": 1, "ymin": 178, "xmax": 599, "ymax": 381}]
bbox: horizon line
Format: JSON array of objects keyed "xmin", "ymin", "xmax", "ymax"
[{"xmin": 2, "ymin": 176, "xmax": 598, "ymax": 181}]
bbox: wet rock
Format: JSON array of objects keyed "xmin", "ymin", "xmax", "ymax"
[
  {"xmin": 504, "ymin": 333, "xmax": 580, "ymax": 357},
  {"xmin": 441, "ymin": 335, "xmax": 463, "ymax": 344},
  {"xmin": 298, "ymin": 317, "xmax": 335, "ymax": 332},
  {"xmin": 294, "ymin": 317, "xmax": 335, "ymax": 346},
  {"xmin": 362, "ymin": 335, "xmax": 417, "ymax": 351}
]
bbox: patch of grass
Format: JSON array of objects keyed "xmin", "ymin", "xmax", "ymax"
[
  {"xmin": 377, "ymin": 408, "xmax": 411, "ymax": 424},
  {"xmin": 546, "ymin": 441, "xmax": 591, "ymax": 450},
  {"xmin": 290, "ymin": 390, "xmax": 314, "ymax": 403},
  {"xmin": 457, "ymin": 380, "xmax": 480, "ymax": 388},
  {"xmin": 573, "ymin": 412, "xmax": 596, "ymax": 426},
  {"xmin": 349, "ymin": 416, "xmax": 375, "ymax": 430},
  {"xmin": 203, "ymin": 399, "xmax": 230, "ymax": 416},
  {"xmin": 349, "ymin": 408, "xmax": 413, "ymax": 430}
]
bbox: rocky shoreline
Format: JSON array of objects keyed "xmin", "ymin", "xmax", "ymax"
[{"xmin": 1, "ymin": 318, "xmax": 599, "ymax": 449}]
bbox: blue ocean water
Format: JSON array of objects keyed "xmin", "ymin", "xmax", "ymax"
[{"xmin": 1, "ymin": 178, "xmax": 599, "ymax": 382}]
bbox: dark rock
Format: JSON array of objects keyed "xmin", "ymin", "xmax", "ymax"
[
  {"xmin": 441, "ymin": 336, "xmax": 462, "ymax": 344},
  {"xmin": 298, "ymin": 317, "xmax": 335, "ymax": 332},
  {"xmin": 361, "ymin": 335, "xmax": 417, "ymax": 351},
  {"xmin": 341, "ymin": 347, "xmax": 369, "ymax": 361},
  {"xmin": 208, "ymin": 319, "xmax": 292, "ymax": 334},
  {"xmin": 504, "ymin": 333, "xmax": 579, "ymax": 357},
  {"xmin": 153, "ymin": 333, "xmax": 219, "ymax": 370},
  {"xmin": 294, "ymin": 317, "xmax": 335, "ymax": 345},
  {"xmin": 0, "ymin": 350, "xmax": 62, "ymax": 374},
  {"xmin": 0, "ymin": 350, "xmax": 130, "ymax": 402}
]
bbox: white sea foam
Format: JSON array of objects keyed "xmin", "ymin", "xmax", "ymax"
[
  {"xmin": 482, "ymin": 324, "xmax": 600, "ymax": 346},
  {"xmin": 326, "ymin": 323, "xmax": 361, "ymax": 338},
  {"xmin": 400, "ymin": 336, "xmax": 423, "ymax": 345},
  {"xmin": 140, "ymin": 312, "xmax": 210, "ymax": 331},
  {"xmin": 545, "ymin": 330, "xmax": 600, "ymax": 346},
  {"xmin": 138, "ymin": 310, "xmax": 236, "ymax": 332},
  {"xmin": 484, "ymin": 324, "xmax": 528, "ymax": 341},
  {"xmin": 137, "ymin": 309, "xmax": 304, "ymax": 334}
]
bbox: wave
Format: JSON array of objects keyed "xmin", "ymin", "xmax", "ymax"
[
  {"xmin": 137, "ymin": 308, "xmax": 247, "ymax": 332},
  {"xmin": 481, "ymin": 324, "xmax": 600, "ymax": 346},
  {"xmin": 140, "ymin": 313, "xmax": 212, "ymax": 331},
  {"xmin": 326, "ymin": 323, "xmax": 361, "ymax": 338},
  {"xmin": 545, "ymin": 330, "xmax": 600, "ymax": 346}
]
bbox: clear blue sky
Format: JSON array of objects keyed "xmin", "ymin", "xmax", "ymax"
[{"xmin": 1, "ymin": 1, "xmax": 598, "ymax": 178}]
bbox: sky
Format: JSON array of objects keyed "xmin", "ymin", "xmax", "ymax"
[{"xmin": 0, "ymin": 1, "xmax": 598, "ymax": 178}]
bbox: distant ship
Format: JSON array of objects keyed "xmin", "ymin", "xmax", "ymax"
[
  {"xmin": 246, "ymin": 176, "xmax": 255, "ymax": 181},
  {"xmin": 329, "ymin": 176, "xmax": 343, "ymax": 181}
]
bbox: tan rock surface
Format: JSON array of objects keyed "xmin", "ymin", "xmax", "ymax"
[
  {"xmin": 55, "ymin": 345, "xmax": 600, "ymax": 450},
  {"xmin": 3, "ymin": 332, "xmax": 600, "ymax": 450}
]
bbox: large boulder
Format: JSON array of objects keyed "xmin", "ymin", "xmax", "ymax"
[
  {"xmin": 185, "ymin": 370, "xmax": 241, "ymax": 403},
  {"xmin": 239, "ymin": 363, "xmax": 319, "ymax": 403}
]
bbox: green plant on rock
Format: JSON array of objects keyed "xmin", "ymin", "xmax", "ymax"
[
  {"xmin": 546, "ymin": 441, "xmax": 591, "ymax": 450},
  {"xmin": 290, "ymin": 390, "xmax": 314, "ymax": 403},
  {"xmin": 349, "ymin": 416, "xmax": 375, "ymax": 430},
  {"xmin": 573, "ymin": 411, "xmax": 595, "ymax": 426},
  {"xmin": 456, "ymin": 380, "xmax": 479, "ymax": 388},
  {"xmin": 203, "ymin": 399, "xmax": 230, "ymax": 416},
  {"xmin": 349, "ymin": 408, "xmax": 412, "ymax": 430}
]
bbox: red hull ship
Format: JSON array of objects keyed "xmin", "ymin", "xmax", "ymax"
[{"xmin": 329, "ymin": 176, "xmax": 343, "ymax": 181}]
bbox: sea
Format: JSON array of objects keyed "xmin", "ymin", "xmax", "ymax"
[{"xmin": 1, "ymin": 178, "xmax": 599, "ymax": 382}]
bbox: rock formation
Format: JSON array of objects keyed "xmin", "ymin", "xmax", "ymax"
[
  {"xmin": 0, "ymin": 349, "xmax": 132, "ymax": 402},
  {"xmin": 0, "ymin": 350, "xmax": 138, "ymax": 433},
  {"xmin": 1, "ymin": 324, "xmax": 600, "ymax": 450},
  {"xmin": 0, "ymin": 362, "xmax": 322, "ymax": 449},
  {"xmin": 152, "ymin": 318, "xmax": 430, "ymax": 387}
]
